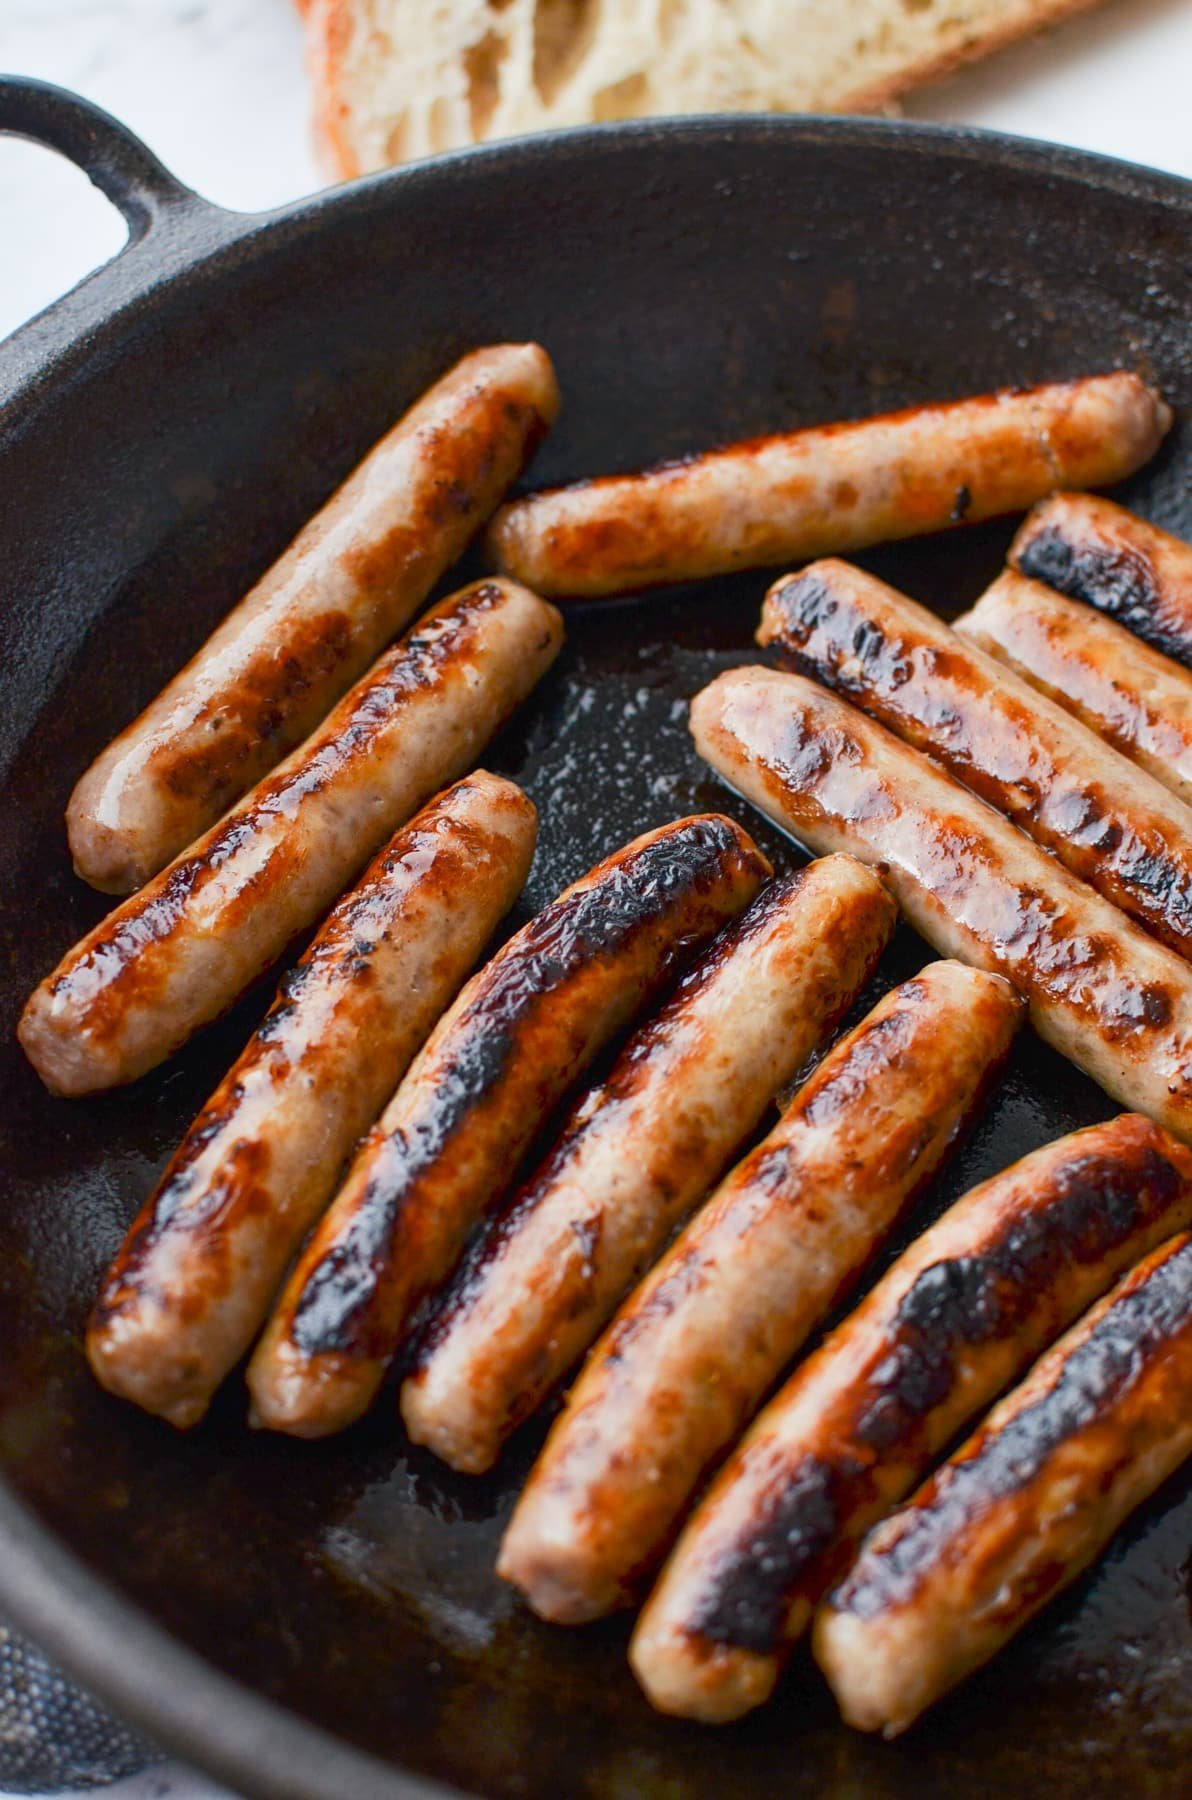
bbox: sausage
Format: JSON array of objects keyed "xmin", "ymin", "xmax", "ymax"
[
  {"xmin": 20, "ymin": 579, "xmax": 563, "ymax": 1097},
  {"xmin": 629, "ymin": 1115, "xmax": 1192, "ymax": 1723},
  {"xmin": 955, "ymin": 569, "xmax": 1192, "ymax": 810},
  {"xmin": 86, "ymin": 773, "xmax": 536, "ymax": 1430},
  {"xmin": 67, "ymin": 344, "xmax": 560, "ymax": 893},
  {"xmin": 487, "ymin": 374, "xmax": 1170, "ymax": 599},
  {"xmin": 246, "ymin": 814, "xmax": 770, "ymax": 1438},
  {"xmin": 760, "ymin": 558, "xmax": 1192, "ymax": 960},
  {"xmin": 690, "ymin": 666, "xmax": 1192, "ymax": 1142},
  {"xmin": 814, "ymin": 1230, "xmax": 1192, "ymax": 1737},
  {"xmin": 1010, "ymin": 492, "xmax": 1192, "ymax": 668},
  {"xmin": 403, "ymin": 855, "xmax": 898, "ymax": 1475},
  {"xmin": 502, "ymin": 961, "xmax": 1022, "ymax": 1627}
]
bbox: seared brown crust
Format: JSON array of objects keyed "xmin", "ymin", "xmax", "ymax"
[
  {"xmin": 246, "ymin": 814, "xmax": 770, "ymax": 1438},
  {"xmin": 815, "ymin": 1231, "xmax": 1192, "ymax": 1737},
  {"xmin": 67, "ymin": 344, "xmax": 559, "ymax": 892},
  {"xmin": 1011, "ymin": 493, "xmax": 1192, "ymax": 668},
  {"xmin": 690, "ymin": 666, "xmax": 1192, "ymax": 1141},
  {"xmin": 630, "ymin": 1115, "xmax": 1192, "ymax": 1722},
  {"xmin": 402, "ymin": 855, "xmax": 896, "ymax": 1475},
  {"xmin": 761, "ymin": 558, "xmax": 1192, "ymax": 960},
  {"xmin": 487, "ymin": 375, "xmax": 1169, "ymax": 599},
  {"xmin": 957, "ymin": 570, "xmax": 1192, "ymax": 811},
  {"xmin": 20, "ymin": 580, "xmax": 563, "ymax": 1097},
  {"xmin": 504, "ymin": 961, "xmax": 1020, "ymax": 1628},
  {"xmin": 85, "ymin": 773, "xmax": 536, "ymax": 1429}
]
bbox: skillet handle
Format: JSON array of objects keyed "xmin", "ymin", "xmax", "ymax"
[{"xmin": 0, "ymin": 77, "xmax": 238, "ymax": 409}]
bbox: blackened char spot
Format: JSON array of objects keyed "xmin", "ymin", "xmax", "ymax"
[
  {"xmin": 689, "ymin": 1454, "xmax": 851, "ymax": 1654},
  {"xmin": 291, "ymin": 817, "xmax": 753, "ymax": 1356},
  {"xmin": 836, "ymin": 1235, "xmax": 1192, "ymax": 1621},
  {"xmin": 951, "ymin": 484, "xmax": 972, "ymax": 523},
  {"xmin": 1017, "ymin": 525, "xmax": 1184, "ymax": 661}
]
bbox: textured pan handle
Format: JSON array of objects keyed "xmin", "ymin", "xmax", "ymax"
[{"xmin": 0, "ymin": 77, "xmax": 238, "ymax": 413}]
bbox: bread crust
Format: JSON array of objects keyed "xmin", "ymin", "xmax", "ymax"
[{"xmin": 304, "ymin": 0, "xmax": 1111, "ymax": 181}]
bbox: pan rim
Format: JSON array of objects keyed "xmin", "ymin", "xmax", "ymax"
[{"xmin": 1, "ymin": 108, "xmax": 1189, "ymax": 1800}]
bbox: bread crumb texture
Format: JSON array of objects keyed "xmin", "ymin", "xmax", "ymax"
[{"xmin": 306, "ymin": 0, "xmax": 1108, "ymax": 175}]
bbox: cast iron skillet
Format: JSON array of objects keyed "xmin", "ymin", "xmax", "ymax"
[{"xmin": 0, "ymin": 76, "xmax": 1189, "ymax": 1800}]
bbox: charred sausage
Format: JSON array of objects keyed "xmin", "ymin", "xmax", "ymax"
[
  {"xmin": 67, "ymin": 344, "xmax": 559, "ymax": 893},
  {"xmin": 955, "ymin": 569, "xmax": 1192, "ymax": 810},
  {"xmin": 760, "ymin": 558, "xmax": 1192, "ymax": 960},
  {"xmin": 402, "ymin": 856, "xmax": 897, "ymax": 1475},
  {"xmin": 86, "ymin": 772, "xmax": 536, "ymax": 1429},
  {"xmin": 1010, "ymin": 492, "xmax": 1192, "ymax": 668},
  {"xmin": 690, "ymin": 666, "xmax": 1192, "ymax": 1142},
  {"xmin": 20, "ymin": 579, "xmax": 563, "ymax": 1097},
  {"xmin": 501, "ymin": 961, "xmax": 1021, "ymax": 1626},
  {"xmin": 488, "ymin": 374, "xmax": 1169, "ymax": 598},
  {"xmin": 815, "ymin": 1231, "xmax": 1192, "ymax": 1736},
  {"xmin": 246, "ymin": 814, "xmax": 770, "ymax": 1438},
  {"xmin": 630, "ymin": 1114, "xmax": 1192, "ymax": 1722}
]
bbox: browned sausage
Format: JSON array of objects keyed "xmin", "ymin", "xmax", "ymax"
[
  {"xmin": 67, "ymin": 344, "xmax": 560, "ymax": 893},
  {"xmin": 955, "ymin": 569, "xmax": 1192, "ymax": 810},
  {"xmin": 690, "ymin": 666, "xmax": 1192, "ymax": 1141},
  {"xmin": 501, "ymin": 961, "xmax": 1021, "ymax": 1626},
  {"xmin": 402, "ymin": 855, "xmax": 897, "ymax": 1475},
  {"xmin": 630, "ymin": 1115, "xmax": 1192, "ymax": 1722},
  {"xmin": 760, "ymin": 558, "xmax": 1192, "ymax": 960},
  {"xmin": 246, "ymin": 814, "xmax": 770, "ymax": 1438},
  {"xmin": 487, "ymin": 374, "xmax": 1169, "ymax": 598},
  {"xmin": 86, "ymin": 773, "xmax": 536, "ymax": 1429},
  {"xmin": 815, "ymin": 1231, "xmax": 1192, "ymax": 1736},
  {"xmin": 20, "ymin": 579, "xmax": 563, "ymax": 1097},
  {"xmin": 1010, "ymin": 492, "xmax": 1192, "ymax": 668}
]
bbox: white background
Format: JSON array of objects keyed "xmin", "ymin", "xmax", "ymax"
[{"xmin": 1, "ymin": 0, "xmax": 1190, "ymax": 1794}]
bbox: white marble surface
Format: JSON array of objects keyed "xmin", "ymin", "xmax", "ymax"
[{"xmin": 1, "ymin": 1, "xmax": 1191, "ymax": 1795}]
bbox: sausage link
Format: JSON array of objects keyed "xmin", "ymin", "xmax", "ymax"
[
  {"xmin": 67, "ymin": 344, "xmax": 559, "ymax": 893},
  {"xmin": 815, "ymin": 1231, "xmax": 1192, "ymax": 1737},
  {"xmin": 403, "ymin": 856, "xmax": 897, "ymax": 1475},
  {"xmin": 955, "ymin": 569, "xmax": 1192, "ymax": 811},
  {"xmin": 505, "ymin": 961, "xmax": 1021, "ymax": 1627},
  {"xmin": 86, "ymin": 773, "xmax": 536, "ymax": 1429},
  {"xmin": 630, "ymin": 1115, "xmax": 1192, "ymax": 1722},
  {"xmin": 20, "ymin": 579, "xmax": 563, "ymax": 1097},
  {"xmin": 246, "ymin": 815, "xmax": 770, "ymax": 1438},
  {"xmin": 690, "ymin": 666, "xmax": 1192, "ymax": 1141},
  {"xmin": 487, "ymin": 374, "xmax": 1169, "ymax": 599},
  {"xmin": 1011, "ymin": 492, "xmax": 1192, "ymax": 667},
  {"xmin": 760, "ymin": 558, "xmax": 1192, "ymax": 960}
]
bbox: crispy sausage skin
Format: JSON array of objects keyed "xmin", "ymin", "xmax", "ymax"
[
  {"xmin": 955, "ymin": 570, "xmax": 1192, "ymax": 811},
  {"xmin": 815, "ymin": 1231, "xmax": 1192, "ymax": 1738},
  {"xmin": 760, "ymin": 559, "xmax": 1192, "ymax": 961},
  {"xmin": 630, "ymin": 1115, "xmax": 1192, "ymax": 1723},
  {"xmin": 67, "ymin": 345, "xmax": 560, "ymax": 894},
  {"xmin": 504, "ymin": 961, "xmax": 1021, "ymax": 1627},
  {"xmin": 20, "ymin": 580, "xmax": 563, "ymax": 1098},
  {"xmin": 246, "ymin": 815, "xmax": 770, "ymax": 1439},
  {"xmin": 487, "ymin": 374, "xmax": 1169, "ymax": 599},
  {"xmin": 86, "ymin": 773, "xmax": 536, "ymax": 1430},
  {"xmin": 1011, "ymin": 492, "xmax": 1192, "ymax": 668},
  {"xmin": 402, "ymin": 856, "xmax": 897, "ymax": 1475},
  {"xmin": 690, "ymin": 666, "xmax": 1192, "ymax": 1142}
]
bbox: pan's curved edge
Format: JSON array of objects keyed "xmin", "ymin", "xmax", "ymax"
[{"xmin": 0, "ymin": 1479, "xmax": 464, "ymax": 1800}]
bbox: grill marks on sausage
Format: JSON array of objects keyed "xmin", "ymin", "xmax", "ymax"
[
  {"xmin": 289, "ymin": 818, "xmax": 756, "ymax": 1357},
  {"xmin": 44, "ymin": 591, "xmax": 502, "ymax": 1049},
  {"xmin": 763, "ymin": 567, "xmax": 1192, "ymax": 955},
  {"xmin": 735, "ymin": 684, "xmax": 1185, "ymax": 1045},
  {"xmin": 1016, "ymin": 525, "xmax": 1171, "ymax": 652},
  {"xmin": 685, "ymin": 1132, "xmax": 1190, "ymax": 1656},
  {"xmin": 833, "ymin": 1234, "xmax": 1192, "ymax": 1622}
]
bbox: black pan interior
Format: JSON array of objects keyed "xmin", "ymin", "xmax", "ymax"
[{"xmin": 0, "ymin": 119, "xmax": 1190, "ymax": 1800}]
